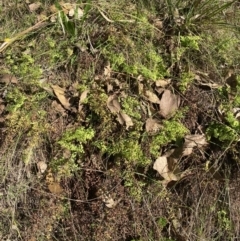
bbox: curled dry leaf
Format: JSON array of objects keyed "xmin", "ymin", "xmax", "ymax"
[
  {"xmin": 79, "ymin": 90, "xmax": 89, "ymax": 103},
  {"xmin": 104, "ymin": 63, "xmax": 111, "ymax": 78},
  {"xmin": 145, "ymin": 118, "xmax": 162, "ymax": 133},
  {"xmin": 29, "ymin": 2, "xmax": 41, "ymax": 12},
  {"xmin": 103, "ymin": 196, "xmax": 117, "ymax": 208},
  {"xmin": 233, "ymin": 107, "xmax": 240, "ymax": 120},
  {"xmin": 0, "ymin": 74, "xmax": 18, "ymax": 84},
  {"xmin": 145, "ymin": 90, "xmax": 161, "ymax": 104},
  {"xmin": 78, "ymin": 90, "xmax": 89, "ymax": 112},
  {"xmin": 182, "ymin": 134, "xmax": 208, "ymax": 157},
  {"xmin": 155, "ymin": 79, "xmax": 171, "ymax": 87},
  {"xmin": 153, "ymin": 156, "xmax": 178, "ymax": 182},
  {"xmin": 37, "ymin": 161, "xmax": 47, "ymax": 174},
  {"xmin": 0, "ymin": 104, "xmax": 5, "ymax": 115},
  {"xmin": 159, "ymin": 90, "xmax": 180, "ymax": 118},
  {"xmin": 48, "ymin": 182, "xmax": 64, "ymax": 194},
  {"xmin": 107, "ymin": 95, "xmax": 121, "ymax": 113},
  {"xmin": 117, "ymin": 112, "xmax": 134, "ymax": 130},
  {"xmin": 51, "ymin": 85, "xmax": 71, "ymax": 110}
]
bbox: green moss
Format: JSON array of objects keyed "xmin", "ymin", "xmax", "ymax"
[
  {"xmin": 58, "ymin": 127, "xmax": 95, "ymax": 154},
  {"xmin": 5, "ymin": 50, "xmax": 42, "ymax": 82},
  {"xmin": 150, "ymin": 120, "xmax": 189, "ymax": 157},
  {"xmin": 102, "ymin": 35, "xmax": 168, "ymax": 80},
  {"xmin": 179, "ymin": 71, "xmax": 195, "ymax": 93}
]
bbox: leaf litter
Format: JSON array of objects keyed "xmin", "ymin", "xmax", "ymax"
[
  {"xmin": 51, "ymin": 85, "xmax": 71, "ymax": 110},
  {"xmin": 159, "ymin": 89, "xmax": 180, "ymax": 118},
  {"xmin": 154, "ymin": 134, "xmax": 208, "ymax": 184}
]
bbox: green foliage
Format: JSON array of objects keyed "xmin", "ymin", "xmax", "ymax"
[
  {"xmin": 109, "ymin": 138, "xmax": 151, "ymax": 166},
  {"xmin": 206, "ymin": 123, "xmax": 237, "ymax": 143},
  {"xmin": 217, "ymin": 210, "xmax": 233, "ymax": 232},
  {"xmin": 55, "ymin": 1, "xmax": 76, "ymax": 36},
  {"xmin": 165, "ymin": 0, "xmax": 236, "ymax": 33},
  {"xmin": 50, "ymin": 153, "xmax": 80, "ymax": 177},
  {"xmin": 207, "ymin": 76, "xmax": 240, "ymax": 144},
  {"xmin": 5, "ymin": 87, "xmax": 27, "ymax": 112},
  {"xmin": 180, "ymin": 35, "xmax": 201, "ymax": 50},
  {"xmin": 103, "ymin": 34, "xmax": 168, "ymax": 80},
  {"xmin": 5, "ymin": 51, "xmax": 42, "ymax": 82},
  {"xmin": 124, "ymin": 170, "xmax": 146, "ymax": 202},
  {"xmin": 179, "ymin": 71, "xmax": 195, "ymax": 93},
  {"xmin": 150, "ymin": 120, "xmax": 189, "ymax": 156},
  {"xmin": 58, "ymin": 127, "xmax": 95, "ymax": 154}
]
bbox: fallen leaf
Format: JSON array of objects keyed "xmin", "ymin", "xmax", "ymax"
[
  {"xmin": 37, "ymin": 161, "xmax": 47, "ymax": 174},
  {"xmin": 107, "ymin": 95, "xmax": 121, "ymax": 113},
  {"xmin": 159, "ymin": 90, "xmax": 180, "ymax": 118},
  {"xmin": 155, "ymin": 79, "xmax": 171, "ymax": 87},
  {"xmin": 117, "ymin": 112, "xmax": 125, "ymax": 125},
  {"xmin": 48, "ymin": 182, "xmax": 64, "ymax": 194},
  {"xmin": 79, "ymin": 90, "xmax": 89, "ymax": 103},
  {"xmin": 0, "ymin": 74, "xmax": 18, "ymax": 84},
  {"xmin": 145, "ymin": 118, "xmax": 162, "ymax": 133},
  {"xmin": 28, "ymin": 2, "xmax": 41, "ymax": 12},
  {"xmin": 51, "ymin": 85, "xmax": 71, "ymax": 110},
  {"xmin": 104, "ymin": 62, "xmax": 111, "ymax": 78},
  {"xmin": 153, "ymin": 156, "xmax": 178, "ymax": 182},
  {"xmin": 102, "ymin": 195, "xmax": 116, "ymax": 208},
  {"xmin": 153, "ymin": 19, "xmax": 163, "ymax": 29},
  {"xmin": 233, "ymin": 108, "xmax": 240, "ymax": 120},
  {"xmin": 78, "ymin": 90, "xmax": 89, "ymax": 112},
  {"xmin": 182, "ymin": 134, "xmax": 207, "ymax": 156},
  {"xmin": 117, "ymin": 112, "xmax": 134, "ymax": 130},
  {"xmin": 145, "ymin": 90, "xmax": 161, "ymax": 104},
  {"xmin": 0, "ymin": 104, "xmax": 5, "ymax": 114},
  {"xmin": 155, "ymin": 87, "xmax": 165, "ymax": 95},
  {"xmin": 52, "ymin": 100, "xmax": 67, "ymax": 116}
]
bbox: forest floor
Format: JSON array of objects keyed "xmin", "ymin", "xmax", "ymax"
[{"xmin": 0, "ymin": 1, "xmax": 240, "ymax": 241}]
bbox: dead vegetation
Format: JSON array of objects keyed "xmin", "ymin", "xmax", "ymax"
[{"xmin": 0, "ymin": 0, "xmax": 240, "ymax": 240}]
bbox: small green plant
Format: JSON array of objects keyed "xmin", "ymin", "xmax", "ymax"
[
  {"xmin": 165, "ymin": 0, "xmax": 236, "ymax": 33},
  {"xmin": 52, "ymin": 127, "xmax": 95, "ymax": 176},
  {"xmin": 217, "ymin": 210, "xmax": 232, "ymax": 232},
  {"xmin": 206, "ymin": 76, "xmax": 240, "ymax": 144},
  {"xmin": 150, "ymin": 119, "xmax": 189, "ymax": 156},
  {"xmin": 58, "ymin": 127, "xmax": 95, "ymax": 154},
  {"xmin": 178, "ymin": 71, "xmax": 195, "ymax": 93}
]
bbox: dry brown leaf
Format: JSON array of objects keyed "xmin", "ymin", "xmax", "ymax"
[
  {"xmin": 37, "ymin": 161, "xmax": 47, "ymax": 174},
  {"xmin": 117, "ymin": 112, "xmax": 134, "ymax": 130},
  {"xmin": 104, "ymin": 63, "xmax": 111, "ymax": 78},
  {"xmin": 107, "ymin": 95, "xmax": 121, "ymax": 113},
  {"xmin": 28, "ymin": 2, "xmax": 41, "ymax": 12},
  {"xmin": 155, "ymin": 79, "xmax": 171, "ymax": 87},
  {"xmin": 159, "ymin": 90, "xmax": 180, "ymax": 118},
  {"xmin": 0, "ymin": 104, "xmax": 5, "ymax": 115},
  {"xmin": 51, "ymin": 85, "xmax": 71, "ymax": 110},
  {"xmin": 0, "ymin": 74, "xmax": 18, "ymax": 84},
  {"xmin": 48, "ymin": 182, "xmax": 64, "ymax": 194},
  {"xmin": 78, "ymin": 90, "xmax": 89, "ymax": 112},
  {"xmin": 145, "ymin": 90, "xmax": 161, "ymax": 104},
  {"xmin": 107, "ymin": 83, "xmax": 113, "ymax": 93},
  {"xmin": 233, "ymin": 108, "xmax": 240, "ymax": 120},
  {"xmin": 79, "ymin": 90, "xmax": 89, "ymax": 103},
  {"xmin": 153, "ymin": 156, "xmax": 178, "ymax": 182},
  {"xmin": 182, "ymin": 134, "xmax": 207, "ymax": 156},
  {"xmin": 145, "ymin": 118, "xmax": 162, "ymax": 133},
  {"xmin": 153, "ymin": 19, "xmax": 163, "ymax": 29},
  {"xmin": 117, "ymin": 112, "xmax": 125, "ymax": 125}
]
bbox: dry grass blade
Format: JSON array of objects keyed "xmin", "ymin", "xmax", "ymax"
[{"xmin": 0, "ymin": 20, "xmax": 49, "ymax": 53}]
